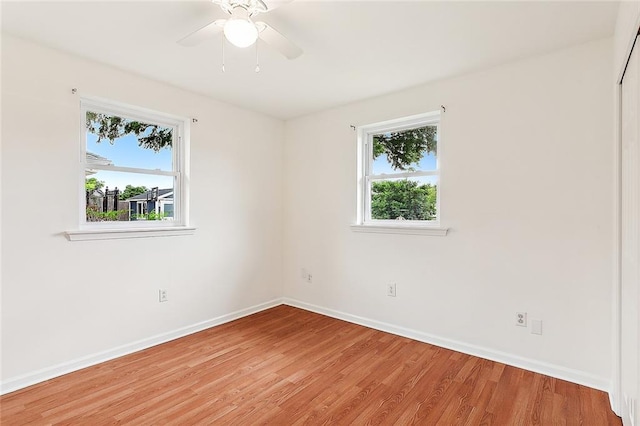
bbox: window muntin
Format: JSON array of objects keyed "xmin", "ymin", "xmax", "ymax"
[
  {"xmin": 359, "ymin": 112, "xmax": 440, "ymax": 226},
  {"xmin": 80, "ymin": 99, "xmax": 187, "ymax": 228}
]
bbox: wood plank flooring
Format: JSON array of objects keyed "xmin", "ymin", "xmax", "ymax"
[{"xmin": 1, "ymin": 305, "xmax": 621, "ymax": 425}]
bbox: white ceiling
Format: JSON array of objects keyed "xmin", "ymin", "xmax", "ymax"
[{"xmin": 1, "ymin": 1, "xmax": 619, "ymax": 119}]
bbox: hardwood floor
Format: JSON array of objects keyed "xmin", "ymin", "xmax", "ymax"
[{"xmin": 1, "ymin": 305, "xmax": 620, "ymax": 425}]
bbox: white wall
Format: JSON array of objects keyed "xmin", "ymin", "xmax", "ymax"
[
  {"xmin": 1, "ymin": 35, "xmax": 284, "ymax": 387},
  {"xmin": 0, "ymin": 31, "xmax": 619, "ymax": 401},
  {"xmin": 283, "ymin": 38, "xmax": 614, "ymax": 390}
]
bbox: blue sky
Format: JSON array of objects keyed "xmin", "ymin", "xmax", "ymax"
[{"xmin": 86, "ymin": 130, "xmax": 173, "ymax": 192}]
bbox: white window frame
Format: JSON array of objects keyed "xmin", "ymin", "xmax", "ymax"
[
  {"xmin": 66, "ymin": 97, "xmax": 194, "ymax": 241},
  {"xmin": 352, "ymin": 111, "xmax": 448, "ymax": 236}
]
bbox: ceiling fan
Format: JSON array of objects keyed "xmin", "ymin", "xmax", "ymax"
[{"xmin": 178, "ymin": 0, "xmax": 302, "ymax": 60}]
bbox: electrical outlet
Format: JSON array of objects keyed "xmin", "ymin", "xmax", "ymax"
[
  {"xmin": 387, "ymin": 283, "xmax": 396, "ymax": 297},
  {"xmin": 301, "ymin": 268, "xmax": 312, "ymax": 283},
  {"xmin": 159, "ymin": 289, "xmax": 168, "ymax": 302},
  {"xmin": 516, "ymin": 312, "xmax": 527, "ymax": 327}
]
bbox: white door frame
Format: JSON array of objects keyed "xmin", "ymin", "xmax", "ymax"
[{"xmin": 613, "ymin": 22, "xmax": 640, "ymax": 420}]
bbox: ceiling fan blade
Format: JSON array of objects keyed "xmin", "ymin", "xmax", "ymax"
[
  {"xmin": 263, "ymin": 0, "xmax": 294, "ymax": 12},
  {"xmin": 211, "ymin": 1, "xmax": 229, "ymax": 9},
  {"xmin": 212, "ymin": 0, "xmax": 287, "ymax": 15},
  {"xmin": 256, "ymin": 22, "xmax": 302, "ymax": 59},
  {"xmin": 177, "ymin": 19, "xmax": 226, "ymax": 47}
]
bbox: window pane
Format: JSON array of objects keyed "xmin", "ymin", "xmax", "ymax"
[
  {"xmin": 370, "ymin": 176, "xmax": 437, "ymax": 221},
  {"xmin": 371, "ymin": 125, "xmax": 437, "ymax": 174},
  {"xmin": 85, "ymin": 171, "xmax": 175, "ymax": 222},
  {"xmin": 86, "ymin": 111, "xmax": 173, "ymax": 172}
]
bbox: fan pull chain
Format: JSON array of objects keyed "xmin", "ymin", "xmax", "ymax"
[
  {"xmin": 222, "ymin": 36, "xmax": 226, "ymax": 73},
  {"xmin": 255, "ymin": 41, "xmax": 260, "ymax": 73}
]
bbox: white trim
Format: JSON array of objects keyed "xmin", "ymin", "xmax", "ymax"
[
  {"xmin": 81, "ymin": 95, "xmax": 188, "ymax": 129},
  {"xmin": 611, "ymin": 71, "xmax": 623, "ymax": 416},
  {"xmin": 359, "ymin": 111, "xmax": 441, "ymax": 135},
  {"xmin": 78, "ymin": 96, "xmax": 190, "ymax": 231},
  {"xmin": 79, "ymin": 216, "xmax": 183, "ymax": 230},
  {"xmin": 350, "ymin": 224, "xmax": 448, "ymax": 236},
  {"xmin": 282, "ymin": 298, "xmax": 610, "ymax": 392},
  {"xmin": 612, "ymin": 27, "xmax": 640, "ymax": 418},
  {"xmin": 1, "ymin": 298, "xmax": 612, "ymax": 397},
  {"xmin": 65, "ymin": 226, "xmax": 196, "ymax": 241},
  {"xmin": 369, "ymin": 170, "xmax": 438, "ymax": 180},
  {"xmin": 86, "ymin": 164, "xmax": 176, "ymax": 176},
  {"xmin": 0, "ymin": 299, "xmax": 282, "ymax": 395},
  {"xmin": 356, "ymin": 111, "xmax": 442, "ymax": 228}
]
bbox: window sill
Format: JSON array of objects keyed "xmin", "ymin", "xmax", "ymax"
[
  {"xmin": 65, "ymin": 226, "xmax": 196, "ymax": 241},
  {"xmin": 350, "ymin": 224, "xmax": 449, "ymax": 236}
]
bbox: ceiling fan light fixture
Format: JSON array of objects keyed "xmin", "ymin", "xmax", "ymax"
[{"xmin": 223, "ymin": 7, "xmax": 259, "ymax": 48}]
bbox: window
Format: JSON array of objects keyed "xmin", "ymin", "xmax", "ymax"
[
  {"xmin": 66, "ymin": 98, "xmax": 192, "ymax": 241},
  {"xmin": 354, "ymin": 111, "xmax": 447, "ymax": 235}
]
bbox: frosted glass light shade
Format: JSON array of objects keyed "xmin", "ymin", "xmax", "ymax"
[{"xmin": 224, "ymin": 18, "xmax": 258, "ymax": 48}]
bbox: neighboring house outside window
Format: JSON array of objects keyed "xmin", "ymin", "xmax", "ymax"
[
  {"xmin": 354, "ymin": 111, "xmax": 447, "ymax": 236},
  {"xmin": 125, "ymin": 188, "xmax": 174, "ymax": 221}
]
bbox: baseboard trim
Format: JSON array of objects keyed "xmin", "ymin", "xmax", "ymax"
[
  {"xmin": 610, "ymin": 390, "xmax": 621, "ymax": 417},
  {"xmin": 0, "ymin": 299, "xmax": 283, "ymax": 395},
  {"xmin": 2, "ymin": 298, "xmax": 611, "ymax": 397},
  {"xmin": 283, "ymin": 298, "xmax": 610, "ymax": 392}
]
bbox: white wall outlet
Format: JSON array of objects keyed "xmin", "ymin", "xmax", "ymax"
[
  {"xmin": 301, "ymin": 268, "xmax": 312, "ymax": 283},
  {"xmin": 531, "ymin": 319, "xmax": 542, "ymax": 335},
  {"xmin": 516, "ymin": 312, "xmax": 527, "ymax": 327},
  {"xmin": 387, "ymin": 283, "xmax": 397, "ymax": 297},
  {"xmin": 159, "ymin": 289, "xmax": 168, "ymax": 302}
]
